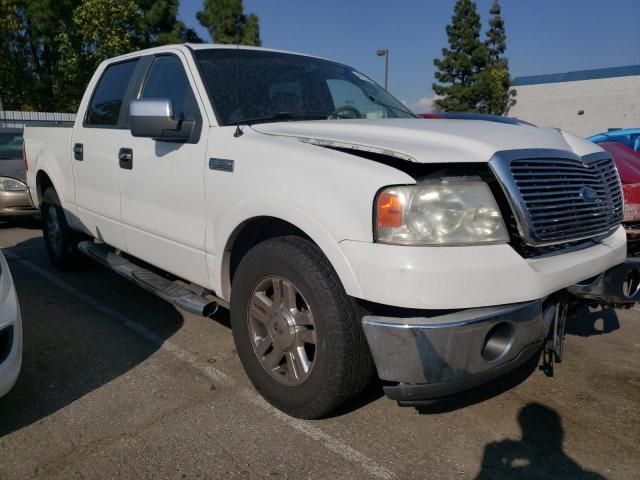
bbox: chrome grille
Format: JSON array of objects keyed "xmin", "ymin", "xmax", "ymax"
[{"xmin": 490, "ymin": 151, "xmax": 623, "ymax": 247}]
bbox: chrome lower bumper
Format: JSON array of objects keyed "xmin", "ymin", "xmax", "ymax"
[
  {"xmin": 568, "ymin": 258, "xmax": 640, "ymax": 305},
  {"xmin": 362, "ymin": 297, "xmax": 563, "ymax": 402}
]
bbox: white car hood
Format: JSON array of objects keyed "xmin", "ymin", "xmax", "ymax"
[{"xmin": 252, "ymin": 118, "xmax": 600, "ymax": 163}]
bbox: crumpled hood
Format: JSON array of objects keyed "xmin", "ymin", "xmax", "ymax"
[{"xmin": 252, "ymin": 118, "xmax": 601, "ymax": 163}]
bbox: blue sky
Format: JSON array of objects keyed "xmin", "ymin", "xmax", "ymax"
[{"xmin": 178, "ymin": 0, "xmax": 640, "ymax": 111}]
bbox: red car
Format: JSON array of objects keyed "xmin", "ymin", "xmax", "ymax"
[{"xmin": 598, "ymin": 142, "xmax": 640, "ymax": 254}]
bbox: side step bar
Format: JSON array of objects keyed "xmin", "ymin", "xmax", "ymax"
[
  {"xmin": 568, "ymin": 258, "xmax": 640, "ymax": 306},
  {"xmin": 78, "ymin": 241, "xmax": 221, "ymax": 317}
]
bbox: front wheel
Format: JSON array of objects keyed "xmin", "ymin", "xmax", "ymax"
[
  {"xmin": 230, "ymin": 236, "xmax": 374, "ymax": 419},
  {"xmin": 41, "ymin": 188, "xmax": 87, "ymax": 270}
]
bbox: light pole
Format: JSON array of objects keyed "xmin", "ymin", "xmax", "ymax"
[{"xmin": 376, "ymin": 49, "xmax": 389, "ymax": 90}]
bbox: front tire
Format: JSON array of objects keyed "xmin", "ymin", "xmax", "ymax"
[
  {"xmin": 41, "ymin": 187, "xmax": 86, "ymax": 270},
  {"xmin": 231, "ymin": 236, "xmax": 374, "ymax": 419}
]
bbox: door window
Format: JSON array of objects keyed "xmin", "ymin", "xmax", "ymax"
[
  {"xmin": 140, "ymin": 56, "xmax": 199, "ymax": 121},
  {"xmin": 85, "ymin": 59, "xmax": 139, "ymax": 126}
]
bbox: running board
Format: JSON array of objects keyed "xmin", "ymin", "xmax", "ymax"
[{"xmin": 78, "ymin": 241, "xmax": 220, "ymax": 317}]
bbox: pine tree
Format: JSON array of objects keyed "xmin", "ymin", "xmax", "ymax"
[
  {"xmin": 477, "ymin": 0, "xmax": 515, "ymax": 114},
  {"xmin": 197, "ymin": 0, "xmax": 261, "ymax": 46},
  {"xmin": 432, "ymin": 0, "xmax": 488, "ymax": 112}
]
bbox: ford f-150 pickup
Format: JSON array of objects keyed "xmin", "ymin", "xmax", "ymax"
[{"xmin": 22, "ymin": 44, "xmax": 640, "ymax": 419}]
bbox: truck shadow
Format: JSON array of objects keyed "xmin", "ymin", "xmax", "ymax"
[
  {"xmin": 0, "ymin": 236, "xmax": 184, "ymax": 438},
  {"xmin": 474, "ymin": 402, "xmax": 605, "ymax": 479}
]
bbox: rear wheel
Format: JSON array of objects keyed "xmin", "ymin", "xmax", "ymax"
[
  {"xmin": 230, "ymin": 236, "xmax": 374, "ymax": 419},
  {"xmin": 41, "ymin": 187, "xmax": 87, "ymax": 270}
]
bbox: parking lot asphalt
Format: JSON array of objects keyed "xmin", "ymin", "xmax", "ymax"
[{"xmin": 0, "ymin": 220, "xmax": 639, "ymax": 480}]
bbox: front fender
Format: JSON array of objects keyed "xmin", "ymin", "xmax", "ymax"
[
  {"xmin": 204, "ymin": 127, "xmax": 415, "ymax": 301},
  {"xmin": 210, "ymin": 200, "xmax": 363, "ymax": 301}
]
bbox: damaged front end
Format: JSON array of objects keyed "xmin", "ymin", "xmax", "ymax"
[{"xmin": 568, "ymin": 258, "xmax": 640, "ymax": 308}]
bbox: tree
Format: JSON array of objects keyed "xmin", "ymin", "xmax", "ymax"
[
  {"xmin": 0, "ymin": 0, "xmax": 202, "ymax": 112},
  {"xmin": 56, "ymin": 0, "xmax": 142, "ymax": 111},
  {"xmin": 0, "ymin": 0, "xmax": 81, "ymax": 111},
  {"xmin": 477, "ymin": 0, "xmax": 515, "ymax": 114},
  {"xmin": 432, "ymin": 0, "xmax": 488, "ymax": 112},
  {"xmin": 197, "ymin": 0, "xmax": 261, "ymax": 46},
  {"xmin": 136, "ymin": 0, "xmax": 202, "ymax": 46}
]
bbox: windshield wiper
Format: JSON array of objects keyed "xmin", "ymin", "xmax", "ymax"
[
  {"xmin": 237, "ymin": 111, "xmax": 329, "ymax": 125},
  {"xmin": 368, "ymin": 95, "xmax": 416, "ymax": 118}
]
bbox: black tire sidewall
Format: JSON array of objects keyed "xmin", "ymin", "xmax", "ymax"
[
  {"xmin": 41, "ymin": 189, "xmax": 83, "ymax": 270},
  {"xmin": 231, "ymin": 238, "xmax": 354, "ymax": 417}
]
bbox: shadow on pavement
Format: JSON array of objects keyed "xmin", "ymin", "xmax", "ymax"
[
  {"xmin": 475, "ymin": 403, "xmax": 605, "ymax": 479},
  {"xmin": 566, "ymin": 303, "xmax": 620, "ymax": 337},
  {"xmin": 0, "ymin": 236, "xmax": 184, "ymax": 438},
  {"xmin": 0, "ymin": 217, "xmax": 41, "ymax": 231}
]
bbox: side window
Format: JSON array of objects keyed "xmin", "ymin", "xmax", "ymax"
[
  {"xmin": 86, "ymin": 59, "xmax": 139, "ymax": 126},
  {"xmin": 139, "ymin": 56, "xmax": 199, "ymax": 121}
]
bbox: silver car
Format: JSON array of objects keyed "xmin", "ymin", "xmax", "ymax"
[
  {"xmin": 0, "ymin": 249, "xmax": 22, "ymax": 397},
  {"xmin": 0, "ymin": 128, "xmax": 38, "ymax": 218}
]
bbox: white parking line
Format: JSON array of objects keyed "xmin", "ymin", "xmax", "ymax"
[{"xmin": 3, "ymin": 249, "xmax": 395, "ymax": 480}]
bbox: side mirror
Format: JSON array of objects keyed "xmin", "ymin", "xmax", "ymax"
[{"xmin": 129, "ymin": 98, "xmax": 193, "ymax": 141}]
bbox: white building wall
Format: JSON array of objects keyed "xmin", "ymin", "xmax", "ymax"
[{"xmin": 507, "ymin": 75, "xmax": 640, "ymax": 137}]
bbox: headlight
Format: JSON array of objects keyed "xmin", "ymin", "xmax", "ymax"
[
  {"xmin": 375, "ymin": 177, "xmax": 509, "ymax": 245},
  {"xmin": 0, "ymin": 177, "xmax": 27, "ymax": 192}
]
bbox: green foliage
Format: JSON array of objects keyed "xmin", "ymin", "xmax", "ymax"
[
  {"xmin": 432, "ymin": 0, "xmax": 514, "ymax": 115},
  {"xmin": 56, "ymin": 0, "xmax": 142, "ymax": 111},
  {"xmin": 432, "ymin": 0, "xmax": 487, "ymax": 112},
  {"xmin": 135, "ymin": 0, "xmax": 202, "ymax": 46},
  {"xmin": 477, "ymin": 0, "xmax": 515, "ymax": 114},
  {"xmin": 0, "ymin": 0, "xmax": 203, "ymax": 112},
  {"xmin": 197, "ymin": 0, "xmax": 261, "ymax": 46}
]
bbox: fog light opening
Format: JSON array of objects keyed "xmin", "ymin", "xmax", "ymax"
[
  {"xmin": 481, "ymin": 322, "xmax": 514, "ymax": 362},
  {"xmin": 622, "ymin": 268, "xmax": 640, "ymax": 299}
]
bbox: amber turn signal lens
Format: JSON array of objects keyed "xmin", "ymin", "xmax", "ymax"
[{"xmin": 377, "ymin": 192, "xmax": 403, "ymax": 228}]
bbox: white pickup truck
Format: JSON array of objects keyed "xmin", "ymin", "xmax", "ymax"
[{"xmin": 23, "ymin": 44, "xmax": 640, "ymax": 418}]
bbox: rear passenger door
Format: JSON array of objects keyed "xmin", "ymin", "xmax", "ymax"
[
  {"xmin": 118, "ymin": 53, "xmax": 209, "ymax": 287},
  {"xmin": 72, "ymin": 58, "xmax": 141, "ymax": 250}
]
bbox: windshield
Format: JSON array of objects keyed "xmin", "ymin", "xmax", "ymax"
[
  {"xmin": 194, "ymin": 49, "xmax": 415, "ymax": 125},
  {"xmin": 0, "ymin": 130, "xmax": 23, "ymax": 160}
]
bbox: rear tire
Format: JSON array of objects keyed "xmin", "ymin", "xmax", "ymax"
[
  {"xmin": 41, "ymin": 187, "xmax": 87, "ymax": 270},
  {"xmin": 230, "ymin": 236, "xmax": 374, "ymax": 419}
]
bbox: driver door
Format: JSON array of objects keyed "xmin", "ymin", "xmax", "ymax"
[{"xmin": 118, "ymin": 53, "xmax": 209, "ymax": 286}]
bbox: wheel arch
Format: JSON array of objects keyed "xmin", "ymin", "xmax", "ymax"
[
  {"xmin": 35, "ymin": 169, "xmax": 55, "ymax": 206},
  {"xmin": 218, "ymin": 215, "xmax": 362, "ymax": 302}
]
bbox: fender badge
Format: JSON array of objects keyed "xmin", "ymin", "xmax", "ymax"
[{"xmin": 209, "ymin": 158, "xmax": 234, "ymax": 172}]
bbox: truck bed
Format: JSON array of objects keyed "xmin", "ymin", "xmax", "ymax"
[{"xmin": 23, "ymin": 125, "xmax": 74, "ymax": 209}]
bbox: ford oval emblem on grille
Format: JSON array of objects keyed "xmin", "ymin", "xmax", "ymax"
[{"xmin": 579, "ymin": 186, "xmax": 598, "ymax": 202}]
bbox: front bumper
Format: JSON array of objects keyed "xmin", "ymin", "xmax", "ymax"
[
  {"xmin": 340, "ymin": 226, "xmax": 626, "ymax": 310},
  {"xmin": 0, "ymin": 252, "xmax": 22, "ymax": 398},
  {"xmin": 0, "ymin": 190, "xmax": 38, "ymax": 217},
  {"xmin": 363, "ymin": 298, "xmax": 560, "ymax": 402}
]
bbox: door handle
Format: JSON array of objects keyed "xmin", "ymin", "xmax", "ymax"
[
  {"xmin": 73, "ymin": 143, "xmax": 83, "ymax": 161},
  {"xmin": 118, "ymin": 148, "xmax": 133, "ymax": 170}
]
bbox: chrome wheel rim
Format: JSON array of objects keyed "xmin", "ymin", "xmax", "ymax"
[
  {"xmin": 46, "ymin": 206, "xmax": 63, "ymax": 257},
  {"xmin": 247, "ymin": 276, "xmax": 317, "ymax": 386}
]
